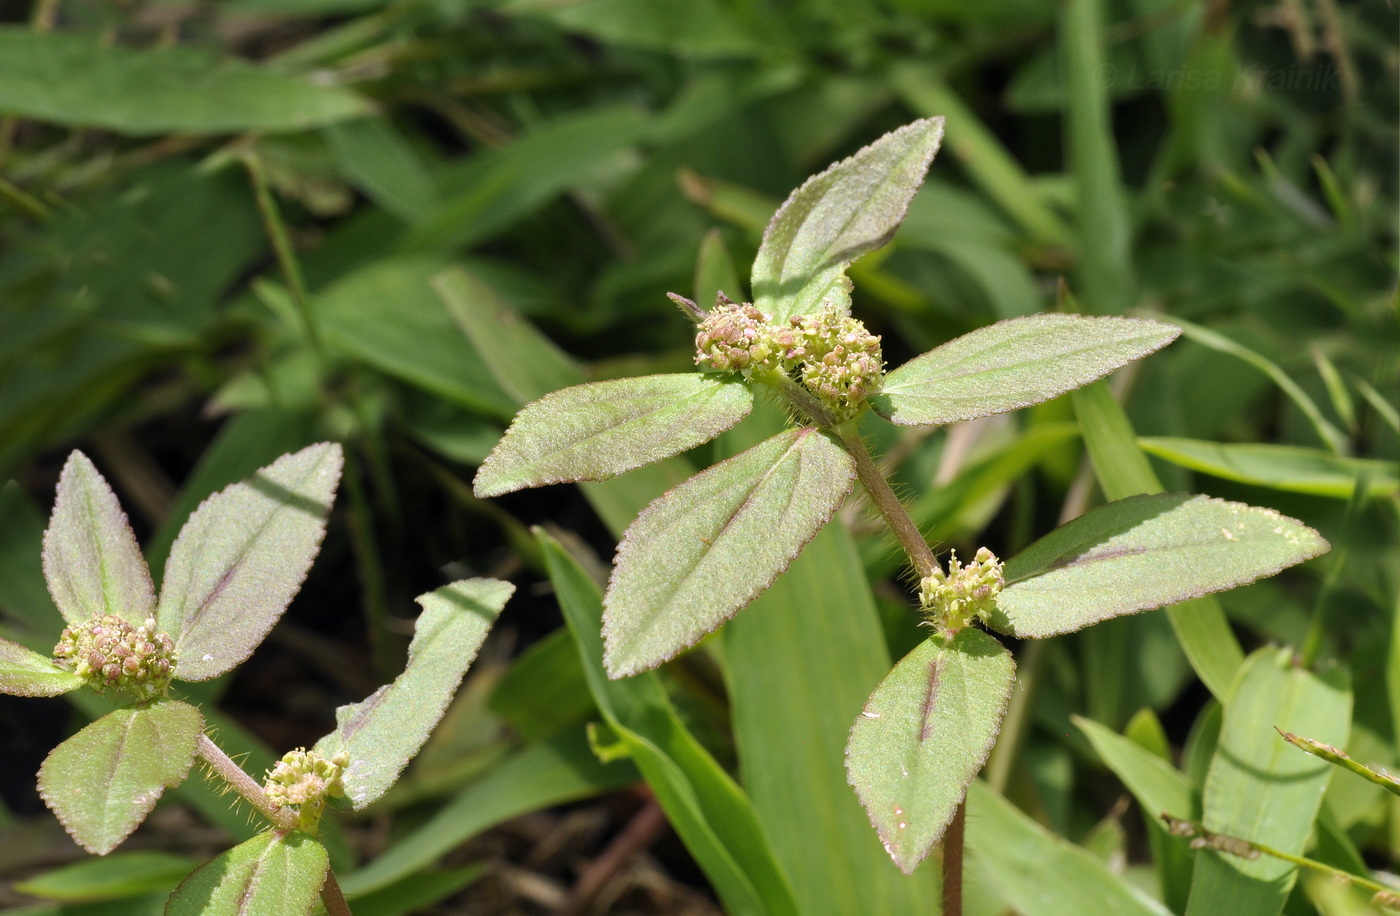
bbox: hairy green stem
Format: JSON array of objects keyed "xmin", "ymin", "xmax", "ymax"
[
  {"xmin": 831, "ymin": 422, "xmax": 938, "ymax": 581},
  {"xmin": 196, "ymin": 733, "xmax": 295, "ymax": 832}
]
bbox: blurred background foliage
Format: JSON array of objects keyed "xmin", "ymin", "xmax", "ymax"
[{"xmin": 0, "ymin": 0, "xmax": 1395, "ymax": 913}]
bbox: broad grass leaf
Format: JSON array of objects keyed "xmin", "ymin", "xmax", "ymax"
[
  {"xmin": 752, "ymin": 118, "xmax": 944, "ymax": 323},
  {"xmin": 474, "ymin": 374, "xmax": 752, "ymax": 498},
  {"xmin": 315, "ymin": 579, "xmax": 511, "ymax": 809},
  {"xmin": 871, "ymin": 314, "xmax": 1180, "ymax": 427},
  {"xmin": 1138, "ymin": 437, "xmax": 1398, "ymax": 499},
  {"xmin": 0, "ymin": 638, "xmax": 83, "ymax": 697},
  {"xmin": 0, "ymin": 29, "xmax": 371, "ymax": 135},
  {"xmin": 845, "ymin": 629, "xmax": 1015, "ymax": 874},
  {"xmin": 1075, "ymin": 716, "xmax": 1198, "ymax": 822},
  {"xmin": 38, "ymin": 700, "xmax": 203, "ymax": 854},
  {"xmin": 14, "ymin": 850, "xmax": 196, "ymax": 901},
  {"xmin": 43, "ymin": 451, "xmax": 155, "ymax": 627},
  {"xmin": 1185, "ymin": 648, "xmax": 1350, "ymax": 916},
  {"xmin": 603, "ymin": 428, "xmax": 855, "ymax": 677},
  {"xmin": 157, "ymin": 444, "xmax": 343, "ymax": 681},
  {"xmin": 166, "ymin": 832, "xmax": 328, "ymax": 916},
  {"xmin": 965, "ymin": 780, "xmax": 1174, "ymax": 916},
  {"xmin": 992, "ymin": 493, "xmax": 1328, "ymax": 638},
  {"xmin": 541, "ymin": 531, "xmax": 799, "ymax": 916}
]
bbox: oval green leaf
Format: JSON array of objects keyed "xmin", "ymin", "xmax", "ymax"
[
  {"xmin": 603, "ymin": 428, "xmax": 855, "ymax": 678},
  {"xmin": 157, "ymin": 443, "xmax": 343, "ymax": 681},
  {"xmin": 474, "ymin": 374, "xmax": 753, "ymax": 498},
  {"xmin": 752, "ymin": 118, "xmax": 944, "ymax": 323},
  {"xmin": 1138, "ymin": 437, "xmax": 1399, "ymax": 499},
  {"xmin": 43, "ymin": 451, "xmax": 156, "ymax": 627},
  {"xmin": 38, "ymin": 700, "xmax": 204, "ymax": 854},
  {"xmin": 845, "ymin": 629, "xmax": 1015, "ymax": 875},
  {"xmin": 0, "ymin": 637, "xmax": 83, "ymax": 697},
  {"xmin": 0, "ymin": 29, "xmax": 372, "ymax": 135},
  {"xmin": 871, "ymin": 314, "xmax": 1180, "ymax": 427},
  {"xmin": 166, "ymin": 832, "xmax": 329, "ymax": 916},
  {"xmin": 992, "ymin": 493, "xmax": 1329, "ymax": 639},
  {"xmin": 314, "ymin": 578, "xmax": 511, "ymax": 809}
]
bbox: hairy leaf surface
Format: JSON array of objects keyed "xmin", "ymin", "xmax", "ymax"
[
  {"xmin": 157, "ymin": 443, "xmax": 342, "ymax": 681},
  {"xmin": 872, "ymin": 314, "xmax": 1180, "ymax": 427},
  {"xmin": 604, "ymin": 428, "xmax": 854, "ymax": 677},
  {"xmin": 315, "ymin": 578, "xmax": 511, "ymax": 808},
  {"xmin": 474, "ymin": 374, "xmax": 751, "ymax": 497},
  {"xmin": 38, "ymin": 701, "xmax": 203, "ymax": 854},
  {"xmin": 166, "ymin": 832, "xmax": 328, "ymax": 916},
  {"xmin": 43, "ymin": 451, "xmax": 155, "ymax": 626},
  {"xmin": 992, "ymin": 493, "xmax": 1328, "ymax": 638},
  {"xmin": 752, "ymin": 118, "xmax": 944, "ymax": 322},
  {"xmin": 845, "ymin": 629, "xmax": 1015, "ymax": 874},
  {"xmin": 0, "ymin": 638, "xmax": 83, "ymax": 697}
]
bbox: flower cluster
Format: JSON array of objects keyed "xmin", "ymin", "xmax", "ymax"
[
  {"xmin": 52, "ymin": 615, "xmax": 177, "ymax": 702},
  {"xmin": 918, "ymin": 547, "xmax": 1004, "ymax": 633},
  {"xmin": 695, "ymin": 296, "xmax": 884, "ymax": 419},
  {"xmin": 264, "ymin": 747, "xmax": 349, "ymax": 831}
]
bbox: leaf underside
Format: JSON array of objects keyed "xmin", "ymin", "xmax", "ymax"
[
  {"xmin": 871, "ymin": 313, "xmax": 1181, "ymax": 427},
  {"xmin": 157, "ymin": 443, "xmax": 343, "ymax": 681},
  {"xmin": 38, "ymin": 700, "xmax": 204, "ymax": 855},
  {"xmin": 473, "ymin": 373, "xmax": 752, "ymax": 497},
  {"xmin": 43, "ymin": 451, "xmax": 156, "ymax": 627},
  {"xmin": 603, "ymin": 428, "xmax": 855, "ymax": 678},
  {"xmin": 165, "ymin": 831, "xmax": 329, "ymax": 916},
  {"xmin": 992, "ymin": 493, "xmax": 1328, "ymax": 638},
  {"xmin": 845, "ymin": 629, "xmax": 1015, "ymax": 874},
  {"xmin": 0, "ymin": 637, "xmax": 84, "ymax": 697},
  {"xmin": 752, "ymin": 117, "xmax": 944, "ymax": 323},
  {"xmin": 315, "ymin": 578, "xmax": 511, "ymax": 809}
]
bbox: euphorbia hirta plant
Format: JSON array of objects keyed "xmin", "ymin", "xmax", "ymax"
[
  {"xmin": 0, "ymin": 445, "xmax": 512, "ymax": 916},
  {"xmin": 473, "ymin": 117, "xmax": 1328, "ymax": 878}
]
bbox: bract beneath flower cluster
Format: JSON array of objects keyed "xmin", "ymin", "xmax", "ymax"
[{"xmin": 695, "ymin": 297, "xmax": 883, "ymax": 420}]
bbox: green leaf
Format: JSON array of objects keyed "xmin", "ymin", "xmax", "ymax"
[
  {"xmin": 871, "ymin": 314, "xmax": 1180, "ymax": 427},
  {"xmin": 1185, "ymin": 649, "xmax": 1351, "ymax": 916},
  {"xmin": 434, "ymin": 266, "xmax": 584, "ymax": 406},
  {"xmin": 165, "ymin": 832, "xmax": 328, "ymax": 916},
  {"xmin": 488, "ymin": 628, "xmax": 596, "ymax": 741},
  {"xmin": 966, "ymin": 780, "xmax": 1174, "ymax": 916},
  {"xmin": 604, "ymin": 428, "xmax": 855, "ymax": 677},
  {"xmin": 474, "ymin": 374, "xmax": 752, "ymax": 498},
  {"xmin": 157, "ymin": 443, "xmax": 343, "ymax": 682},
  {"xmin": 752, "ymin": 118, "xmax": 944, "ymax": 323},
  {"xmin": 38, "ymin": 700, "xmax": 203, "ymax": 854},
  {"xmin": 314, "ymin": 578, "xmax": 511, "ymax": 809},
  {"xmin": 323, "ymin": 117, "xmax": 437, "ymax": 224},
  {"xmin": 504, "ymin": 0, "xmax": 762, "ymax": 58},
  {"xmin": 42, "ymin": 451, "xmax": 155, "ymax": 627},
  {"xmin": 541, "ymin": 531, "xmax": 800, "ymax": 916},
  {"xmin": 0, "ymin": 29, "xmax": 371, "ymax": 135},
  {"xmin": 992, "ymin": 493, "xmax": 1329, "ymax": 638},
  {"xmin": 0, "ymin": 637, "xmax": 83, "ymax": 697},
  {"xmin": 1075, "ymin": 715, "xmax": 1198, "ymax": 821},
  {"xmin": 1138, "ymin": 438, "xmax": 1398, "ymax": 499},
  {"xmin": 15, "ymin": 851, "xmax": 196, "ymax": 901},
  {"xmin": 845, "ymin": 629, "xmax": 1016, "ymax": 874}
]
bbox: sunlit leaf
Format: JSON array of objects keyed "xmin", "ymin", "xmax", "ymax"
[
  {"xmin": 752, "ymin": 118, "xmax": 944, "ymax": 323},
  {"xmin": 845, "ymin": 629, "xmax": 1015, "ymax": 874},
  {"xmin": 38, "ymin": 700, "xmax": 203, "ymax": 854},
  {"xmin": 157, "ymin": 443, "xmax": 343, "ymax": 681},
  {"xmin": 871, "ymin": 314, "xmax": 1180, "ymax": 427},
  {"xmin": 474, "ymin": 374, "xmax": 752, "ymax": 498},
  {"xmin": 991, "ymin": 493, "xmax": 1329, "ymax": 638},
  {"xmin": 166, "ymin": 832, "xmax": 328, "ymax": 916},
  {"xmin": 0, "ymin": 29, "xmax": 371, "ymax": 135},
  {"xmin": 43, "ymin": 451, "xmax": 155, "ymax": 627},
  {"xmin": 604, "ymin": 428, "xmax": 854, "ymax": 677},
  {"xmin": 0, "ymin": 637, "xmax": 83, "ymax": 697},
  {"xmin": 315, "ymin": 579, "xmax": 511, "ymax": 809}
]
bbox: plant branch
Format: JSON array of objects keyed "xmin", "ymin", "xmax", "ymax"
[
  {"xmin": 242, "ymin": 152, "xmax": 321, "ymax": 360},
  {"xmin": 942, "ymin": 801, "xmax": 966, "ymax": 916},
  {"xmin": 195, "ymin": 733, "xmax": 296, "ymax": 832},
  {"xmin": 321, "ymin": 869, "xmax": 355, "ymax": 916},
  {"xmin": 831, "ymin": 422, "xmax": 938, "ymax": 580}
]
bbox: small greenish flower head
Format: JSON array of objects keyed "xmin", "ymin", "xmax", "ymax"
[
  {"xmin": 52, "ymin": 615, "xmax": 177, "ymax": 703},
  {"xmin": 695, "ymin": 297, "xmax": 884, "ymax": 421},
  {"xmin": 264, "ymin": 747, "xmax": 349, "ymax": 832},
  {"xmin": 919, "ymin": 547, "xmax": 1004, "ymax": 634}
]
